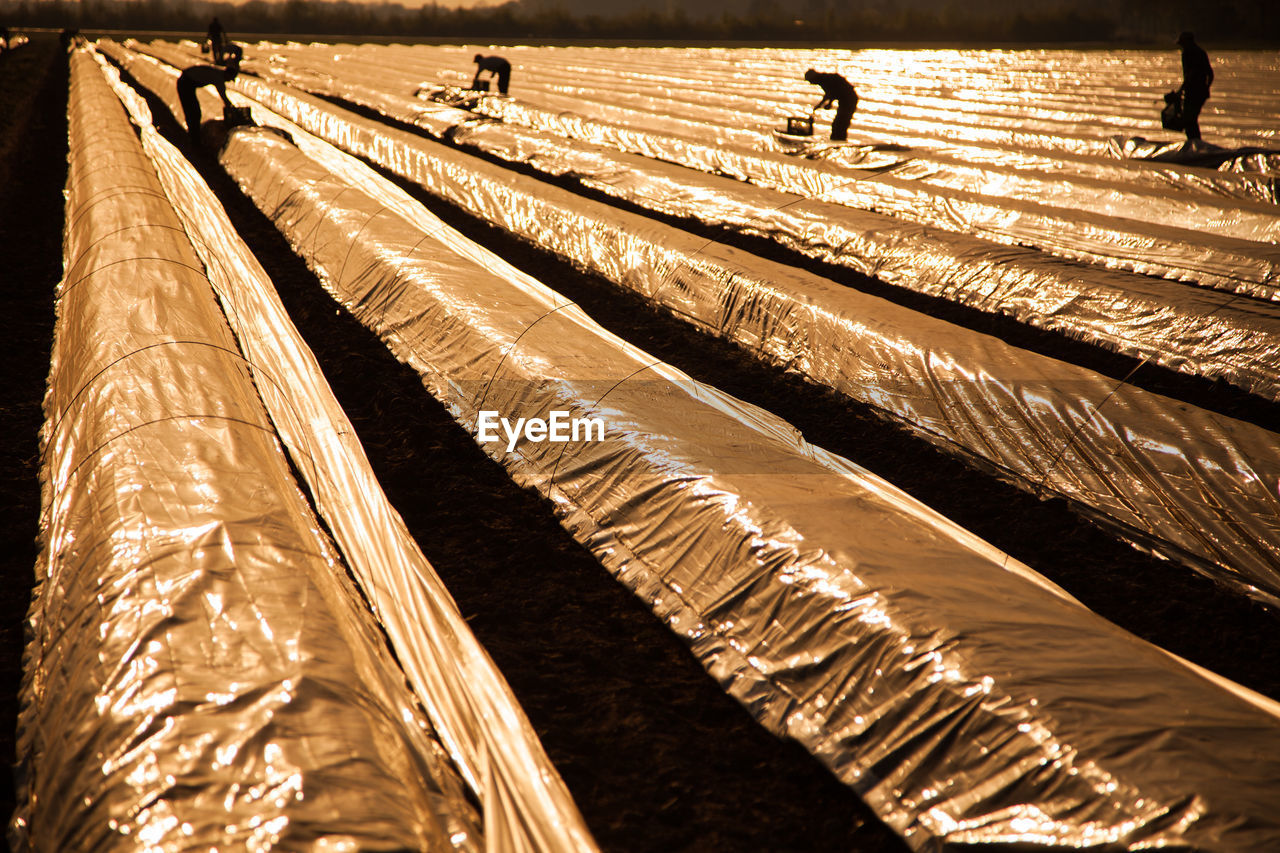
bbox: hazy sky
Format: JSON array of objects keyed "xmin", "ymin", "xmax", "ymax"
[{"xmin": 331, "ymin": 0, "xmax": 507, "ymax": 7}]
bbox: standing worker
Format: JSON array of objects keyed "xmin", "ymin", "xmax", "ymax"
[
  {"xmin": 1176, "ymin": 32, "xmax": 1213, "ymax": 143},
  {"xmin": 206, "ymin": 17, "xmax": 226, "ymax": 63},
  {"xmin": 471, "ymin": 54, "xmax": 511, "ymax": 95},
  {"xmin": 176, "ymin": 46, "xmax": 242, "ymax": 143},
  {"xmin": 804, "ymin": 68, "xmax": 858, "ymax": 142}
]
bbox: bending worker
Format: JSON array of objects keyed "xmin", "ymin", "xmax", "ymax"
[
  {"xmin": 804, "ymin": 68, "xmax": 858, "ymax": 142},
  {"xmin": 176, "ymin": 45, "xmax": 241, "ymax": 143},
  {"xmin": 472, "ymin": 54, "xmax": 511, "ymax": 95},
  {"xmin": 1176, "ymin": 32, "xmax": 1213, "ymax": 143}
]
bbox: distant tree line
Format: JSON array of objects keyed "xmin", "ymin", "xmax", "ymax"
[{"xmin": 0, "ymin": 0, "xmax": 1274, "ymax": 44}]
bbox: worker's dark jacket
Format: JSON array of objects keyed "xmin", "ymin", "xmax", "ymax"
[
  {"xmin": 1181, "ymin": 45, "xmax": 1213, "ymax": 96},
  {"xmin": 475, "ymin": 55, "xmax": 511, "ymax": 75},
  {"xmin": 810, "ymin": 71, "xmax": 855, "ymax": 101}
]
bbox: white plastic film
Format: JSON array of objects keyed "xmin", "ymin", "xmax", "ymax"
[
  {"xmin": 232, "ymin": 41, "xmax": 1280, "ymax": 298},
  {"xmin": 182, "ymin": 39, "xmax": 1280, "ymax": 410}
]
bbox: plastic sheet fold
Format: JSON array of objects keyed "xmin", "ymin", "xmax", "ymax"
[
  {"xmin": 14, "ymin": 49, "xmax": 483, "ymax": 852},
  {"xmin": 103, "ymin": 45, "xmax": 1280, "ymax": 605},
  {"xmin": 145, "ymin": 57, "xmax": 1280, "ymax": 850}
]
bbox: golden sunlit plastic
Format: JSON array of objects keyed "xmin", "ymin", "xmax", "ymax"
[{"xmin": 88, "ymin": 39, "xmax": 1280, "ymax": 851}]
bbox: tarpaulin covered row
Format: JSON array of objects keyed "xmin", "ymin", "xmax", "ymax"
[
  {"xmin": 107, "ymin": 43, "xmax": 1280, "ymax": 606},
  {"xmin": 232, "ymin": 41, "xmax": 1280, "ymax": 300},
  {"xmin": 115, "ymin": 49, "xmax": 1280, "ymax": 850},
  {"xmin": 170, "ymin": 39, "xmax": 1280, "ymax": 408},
  {"xmin": 88, "ymin": 45, "xmax": 598, "ymax": 853},
  {"xmin": 284, "ymin": 42, "xmax": 1280, "ymax": 217},
  {"xmin": 238, "ymin": 41, "xmax": 1280, "ymax": 209},
  {"xmin": 469, "ymin": 95, "xmax": 1280, "ymax": 300},
  {"xmin": 249, "ymin": 42, "xmax": 1280, "ymax": 167},
  {"xmin": 14, "ymin": 49, "xmax": 484, "ymax": 851}
]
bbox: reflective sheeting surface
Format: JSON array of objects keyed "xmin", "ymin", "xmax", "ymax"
[
  {"xmin": 235, "ymin": 42, "xmax": 1280, "ymax": 292},
  {"xmin": 183, "ymin": 39, "xmax": 1280, "ymax": 410},
  {"xmin": 15, "ymin": 49, "xmax": 481, "ymax": 851},
  {"xmin": 109, "ymin": 42, "xmax": 1280, "ymax": 606},
  {"xmin": 152, "ymin": 57, "xmax": 1280, "ymax": 848},
  {"xmin": 90, "ymin": 45, "xmax": 598, "ymax": 853}
]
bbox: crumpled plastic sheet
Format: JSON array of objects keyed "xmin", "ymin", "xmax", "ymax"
[
  {"xmin": 101, "ymin": 44, "xmax": 1280, "ymax": 606},
  {"xmin": 14, "ymin": 49, "xmax": 484, "ymax": 852},
  {"xmin": 155, "ymin": 40, "xmax": 1280, "ymax": 409},
  {"xmin": 193, "ymin": 83, "xmax": 1280, "ymax": 851},
  {"xmin": 1107, "ymin": 134, "xmax": 1280, "ymax": 176},
  {"xmin": 157, "ymin": 38, "xmax": 1280, "ymax": 212},
  {"xmin": 221, "ymin": 41, "xmax": 1280, "ymax": 301},
  {"xmin": 469, "ymin": 97, "xmax": 1280, "ymax": 300},
  {"xmin": 241, "ymin": 43, "xmax": 1279, "ymax": 158},
  {"xmin": 89, "ymin": 44, "xmax": 598, "ymax": 853}
]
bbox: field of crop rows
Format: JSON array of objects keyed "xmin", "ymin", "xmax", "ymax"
[{"xmin": 5, "ymin": 33, "xmax": 1280, "ymax": 851}]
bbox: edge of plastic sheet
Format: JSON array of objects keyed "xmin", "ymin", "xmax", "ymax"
[
  {"xmin": 144, "ymin": 53, "xmax": 1280, "ymax": 850},
  {"xmin": 13, "ymin": 48, "xmax": 483, "ymax": 852},
  {"xmin": 86, "ymin": 45, "xmax": 599, "ymax": 853}
]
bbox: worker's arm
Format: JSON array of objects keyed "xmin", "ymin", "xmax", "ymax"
[{"xmin": 214, "ymin": 78, "xmax": 232, "ymax": 107}]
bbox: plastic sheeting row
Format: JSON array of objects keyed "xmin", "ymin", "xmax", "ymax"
[
  {"xmin": 90, "ymin": 46, "xmax": 599, "ymax": 853},
  {"xmin": 106, "ymin": 42, "xmax": 1280, "ymax": 606},
  {"xmin": 179, "ymin": 39, "xmax": 1280, "ymax": 408},
  {"xmin": 112, "ymin": 43, "xmax": 1280, "ymax": 850},
  {"xmin": 12, "ymin": 47, "xmax": 596, "ymax": 853},
  {"xmin": 235, "ymin": 41, "xmax": 1280, "ymax": 302},
  {"xmin": 247, "ymin": 42, "xmax": 1280, "ymax": 204},
  {"xmin": 17, "ymin": 49, "xmax": 474, "ymax": 851}
]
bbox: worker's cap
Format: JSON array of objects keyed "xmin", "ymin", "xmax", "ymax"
[
  {"xmin": 473, "ymin": 53, "xmax": 484, "ymax": 62},
  {"xmin": 1176, "ymin": 31, "xmax": 1195, "ymax": 44},
  {"xmin": 804, "ymin": 68, "xmax": 818, "ymax": 81}
]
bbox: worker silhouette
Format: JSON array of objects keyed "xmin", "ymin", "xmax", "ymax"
[
  {"xmin": 1, "ymin": 25, "xmax": 10, "ymax": 52},
  {"xmin": 206, "ymin": 17, "xmax": 227, "ymax": 63},
  {"xmin": 804, "ymin": 68, "xmax": 858, "ymax": 141},
  {"xmin": 471, "ymin": 54, "xmax": 511, "ymax": 95},
  {"xmin": 176, "ymin": 45, "xmax": 241, "ymax": 143},
  {"xmin": 1176, "ymin": 32, "xmax": 1213, "ymax": 143}
]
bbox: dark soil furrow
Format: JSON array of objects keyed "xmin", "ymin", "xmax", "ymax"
[
  {"xmin": 310, "ymin": 88, "xmax": 1280, "ymax": 435},
  {"xmin": 114, "ymin": 66, "xmax": 910, "ymax": 852},
  {"xmin": 324, "ymin": 110, "xmax": 1280, "ymax": 702},
  {"xmin": 0, "ymin": 33, "xmax": 67, "ymax": 830}
]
